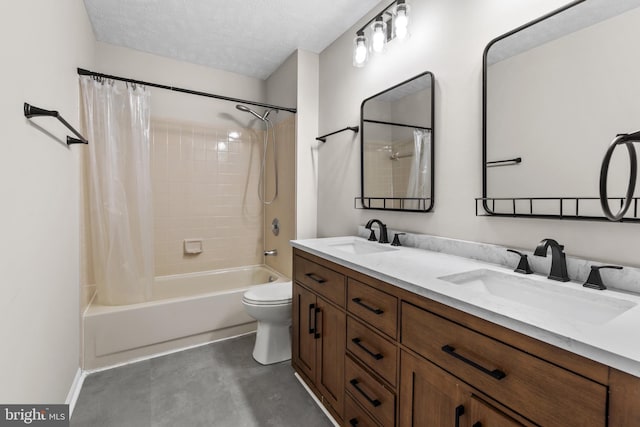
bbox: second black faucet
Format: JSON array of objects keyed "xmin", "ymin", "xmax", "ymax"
[{"xmin": 533, "ymin": 238, "xmax": 570, "ymax": 282}]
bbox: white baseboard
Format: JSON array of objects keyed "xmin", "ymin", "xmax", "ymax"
[
  {"xmin": 65, "ymin": 368, "xmax": 86, "ymax": 417},
  {"xmin": 294, "ymin": 372, "xmax": 340, "ymax": 427}
]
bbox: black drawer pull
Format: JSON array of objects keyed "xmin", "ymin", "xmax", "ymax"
[
  {"xmin": 349, "ymin": 418, "xmax": 358, "ymax": 427},
  {"xmin": 472, "ymin": 423, "xmax": 482, "ymax": 427},
  {"xmin": 442, "ymin": 345, "xmax": 506, "ymax": 380},
  {"xmin": 351, "ymin": 297, "xmax": 384, "ymax": 315},
  {"xmin": 313, "ymin": 307, "xmax": 320, "ymax": 339},
  {"xmin": 308, "ymin": 304, "xmax": 316, "ymax": 335},
  {"xmin": 349, "ymin": 379, "xmax": 381, "ymax": 407},
  {"xmin": 352, "ymin": 338, "xmax": 384, "ymax": 360},
  {"xmin": 455, "ymin": 405, "xmax": 465, "ymax": 427},
  {"xmin": 305, "ymin": 272, "xmax": 326, "ymax": 283}
]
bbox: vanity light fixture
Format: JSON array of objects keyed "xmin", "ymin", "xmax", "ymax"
[{"xmin": 352, "ymin": 0, "xmax": 410, "ymax": 68}]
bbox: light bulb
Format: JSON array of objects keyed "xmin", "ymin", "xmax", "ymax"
[
  {"xmin": 394, "ymin": 1, "xmax": 410, "ymax": 40},
  {"xmin": 371, "ymin": 17, "xmax": 387, "ymax": 53},
  {"xmin": 352, "ymin": 32, "xmax": 369, "ymax": 67},
  {"xmin": 355, "ymin": 44, "xmax": 367, "ymax": 64}
]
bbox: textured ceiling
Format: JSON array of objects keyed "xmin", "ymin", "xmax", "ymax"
[
  {"xmin": 488, "ymin": 0, "xmax": 640, "ymax": 65},
  {"xmin": 83, "ymin": 0, "xmax": 381, "ymax": 79}
]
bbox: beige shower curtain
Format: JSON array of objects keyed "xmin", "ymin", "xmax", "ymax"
[{"xmin": 80, "ymin": 76, "xmax": 153, "ymax": 305}]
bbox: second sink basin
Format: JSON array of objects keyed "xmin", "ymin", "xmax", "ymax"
[{"xmin": 439, "ymin": 269, "xmax": 636, "ymax": 325}]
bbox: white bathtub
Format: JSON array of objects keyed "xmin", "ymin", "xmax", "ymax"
[{"xmin": 83, "ymin": 265, "xmax": 286, "ymax": 369}]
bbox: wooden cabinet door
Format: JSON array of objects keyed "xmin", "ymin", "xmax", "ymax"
[
  {"xmin": 293, "ymin": 283, "xmax": 317, "ymax": 381},
  {"xmin": 399, "ymin": 351, "xmax": 465, "ymax": 427},
  {"xmin": 467, "ymin": 396, "xmax": 523, "ymax": 427},
  {"xmin": 316, "ymin": 296, "xmax": 346, "ymax": 417}
]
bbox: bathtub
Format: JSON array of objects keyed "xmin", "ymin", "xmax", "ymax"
[{"xmin": 83, "ymin": 265, "xmax": 287, "ymax": 370}]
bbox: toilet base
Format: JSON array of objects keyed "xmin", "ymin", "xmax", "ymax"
[{"xmin": 252, "ymin": 321, "xmax": 291, "ymax": 365}]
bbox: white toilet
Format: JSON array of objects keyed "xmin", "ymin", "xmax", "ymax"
[{"xmin": 241, "ymin": 281, "xmax": 292, "ymax": 365}]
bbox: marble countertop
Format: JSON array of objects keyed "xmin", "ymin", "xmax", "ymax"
[{"xmin": 291, "ymin": 236, "xmax": 640, "ymax": 377}]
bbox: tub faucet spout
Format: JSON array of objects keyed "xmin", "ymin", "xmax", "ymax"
[
  {"xmin": 264, "ymin": 249, "xmax": 278, "ymax": 256},
  {"xmin": 533, "ymin": 238, "xmax": 569, "ymax": 282}
]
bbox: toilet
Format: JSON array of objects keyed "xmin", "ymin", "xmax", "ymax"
[{"xmin": 241, "ymin": 281, "xmax": 292, "ymax": 365}]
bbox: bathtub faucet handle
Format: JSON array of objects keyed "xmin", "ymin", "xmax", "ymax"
[{"xmin": 264, "ymin": 249, "xmax": 278, "ymax": 256}]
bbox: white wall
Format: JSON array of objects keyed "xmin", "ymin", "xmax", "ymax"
[
  {"xmin": 0, "ymin": 0, "xmax": 95, "ymax": 402},
  {"xmin": 94, "ymin": 42, "xmax": 267, "ymax": 128},
  {"xmin": 318, "ymin": 0, "xmax": 640, "ymax": 267},
  {"xmin": 296, "ymin": 50, "xmax": 320, "ymax": 239},
  {"xmin": 266, "ymin": 51, "xmax": 298, "ymax": 112}
]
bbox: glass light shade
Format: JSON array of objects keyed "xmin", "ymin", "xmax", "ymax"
[
  {"xmin": 371, "ymin": 18, "xmax": 387, "ymax": 53},
  {"xmin": 394, "ymin": 2, "xmax": 410, "ymax": 39},
  {"xmin": 352, "ymin": 33, "xmax": 368, "ymax": 67}
]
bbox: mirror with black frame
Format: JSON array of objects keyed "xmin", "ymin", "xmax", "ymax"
[
  {"xmin": 483, "ymin": 0, "xmax": 640, "ymax": 221},
  {"xmin": 360, "ymin": 71, "xmax": 434, "ymax": 212}
]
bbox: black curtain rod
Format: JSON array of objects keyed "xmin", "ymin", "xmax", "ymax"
[
  {"xmin": 77, "ymin": 68, "xmax": 297, "ymax": 114},
  {"xmin": 316, "ymin": 126, "xmax": 359, "ymax": 143}
]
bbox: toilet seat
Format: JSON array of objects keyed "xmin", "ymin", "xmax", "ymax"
[{"xmin": 242, "ymin": 281, "xmax": 292, "ymax": 306}]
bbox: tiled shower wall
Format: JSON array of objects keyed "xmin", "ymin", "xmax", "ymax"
[
  {"xmin": 81, "ymin": 116, "xmax": 296, "ymax": 294},
  {"xmin": 264, "ymin": 115, "xmax": 296, "ymax": 278},
  {"xmin": 151, "ymin": 119, "xmax": 264, "ymax": 276}
]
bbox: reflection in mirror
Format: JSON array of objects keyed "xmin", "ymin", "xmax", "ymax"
[
  {"xmin": 361, "ymin": 72, "xmax": 434, "ymax": 212},
  {"xmin": 483, "ymin": 0, "xmax": 640, "ymax": 221}
]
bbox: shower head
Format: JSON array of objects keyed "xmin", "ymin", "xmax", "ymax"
[
  {"xmin": 236, "ymin": 104, "xmax": 276, "ymax": 121},
  {"xmin": 236, "ymin": 104, "xmax": 265, "ymax": 121}
]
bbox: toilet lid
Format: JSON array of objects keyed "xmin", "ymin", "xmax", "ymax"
[{"xmin": 243, "ymin": 281, "xmax": 292, "ymax": 305}]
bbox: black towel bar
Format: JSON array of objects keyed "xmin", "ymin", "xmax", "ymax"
[
  {"xmin": 316, "ymin": 126, "xmax": 359, "ymax": 142},
  {"xmin": 24, "ymin": 102, "xmax": 88, "ymax": 145}
]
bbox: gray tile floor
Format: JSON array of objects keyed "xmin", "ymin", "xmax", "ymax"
[{"xmin": 71, "ymin": 334, "xmax": 333, "ymax": 427}]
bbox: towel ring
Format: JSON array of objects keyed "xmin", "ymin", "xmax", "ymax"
[{"xmin": 599, "ymin": 133, "xmax": 639, "ymax": 221}]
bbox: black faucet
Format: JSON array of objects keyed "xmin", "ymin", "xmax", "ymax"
[
  {"xmin": 365, "ymin": 219, "xmax": 389, "ymax": 244},
  {"xmin": 533, "ymin": 238, "xmax": 570, "ymax": 282}
]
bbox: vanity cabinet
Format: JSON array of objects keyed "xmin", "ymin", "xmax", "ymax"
[
  {"xmin": 292, "ymin": 255, "xmax": 346, "ymax": 422},
  {"xmin": 291, "ymin": 248, "xmax": 640, "ymax": 427},
  {"xmin": 400, "ymin": 350, "xmax": 525, "ymax": 427}
]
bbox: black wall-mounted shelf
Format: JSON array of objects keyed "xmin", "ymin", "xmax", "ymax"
[
  {"xmin": 476, "ymin": 196, "xmax": 640, "ymax": 222},
  {"xmin": 356, "ymin": 196, "xmax": 432, "ymax": 212}
]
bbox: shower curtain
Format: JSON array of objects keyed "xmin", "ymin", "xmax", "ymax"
[
  {"xmin": 80, "ymin": 76, "xmax": 154, "ymax": 305},
  {"xmin": 406, "ymin": 129, "xmax": 431, "ymax": 209}
]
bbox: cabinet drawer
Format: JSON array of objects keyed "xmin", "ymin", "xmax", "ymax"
[
  {"xmin": 345, "ymin": 394, "xmax": 381, "ymax": 427},
  {"xmin": 294, "ymin": 255, "xmax": 345, "ymax": 307},
  {"xmin": 346, "ymin": 356, "xmax": 395, "ymax": 427},
  {"xmin": 347, "ymin": 279, "xmax": 397, "ymax": 339},
  {"xmin": 401, "ymin": 302, "xmax": 607, "ymax": 427},
  {"xmin": 347, "ymin": 317, "xmax": 397, "ymax": 387}
]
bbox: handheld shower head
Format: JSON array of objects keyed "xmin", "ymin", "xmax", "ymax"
[
  {"xmin": 236, "ymin": 104, "xmax": 278, "ymax": 121},
  {"xmin": 236, "ymin": 104, "xmax": 265, "ymax": 121}
]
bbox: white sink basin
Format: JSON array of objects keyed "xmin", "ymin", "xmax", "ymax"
[
  {"xmin": 439, "ymin": 269, "xmax": 636, "ymax": 325},
  {"xmin": 328, "ymin": 239, "xmax": 399, "ymax": 255}
]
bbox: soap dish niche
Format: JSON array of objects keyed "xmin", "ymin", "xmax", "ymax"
[{"xmin": 184, "ymin": 238, "xmax": 203, "ymax": 255}]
